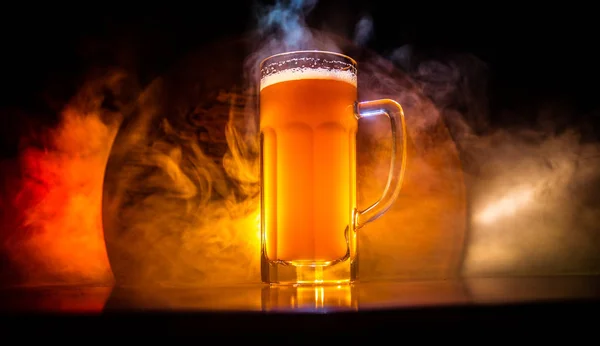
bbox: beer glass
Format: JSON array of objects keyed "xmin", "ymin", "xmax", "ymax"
[{"xmin": 260, "ymin": 50, "xmax": 407, "ymax": 285}]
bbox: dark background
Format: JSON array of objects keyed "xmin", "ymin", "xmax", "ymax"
[
  {"xmin": 1, "ymin": 1, "xmax": 598, "ymax": 147},
  {"xmin": 0, "ymin": 1, "xmax": 599, "ymax": 333}
]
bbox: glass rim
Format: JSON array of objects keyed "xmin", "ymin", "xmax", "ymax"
[{"xmin": 259, "ymin": 50, "xmax": 357, "ymax": 71}]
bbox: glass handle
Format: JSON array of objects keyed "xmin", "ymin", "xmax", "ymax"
[{"xmin": 354, "ymin": 99, "xmax": 408, "ymax": 230}]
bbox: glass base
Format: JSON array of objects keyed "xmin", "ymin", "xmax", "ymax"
[{"xmin": 261, "ymin": 253, "xmax": 358, "ymax": 286}]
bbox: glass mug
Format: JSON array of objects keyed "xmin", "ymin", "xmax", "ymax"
[{"xmin": 259, "ymin": 50, "xmax": 407, "ymax": 285}]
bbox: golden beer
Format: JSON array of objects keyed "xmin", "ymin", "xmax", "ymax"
[{"xmin": 260, "ymin": 68, "xmax": 358, "ymax": 264}]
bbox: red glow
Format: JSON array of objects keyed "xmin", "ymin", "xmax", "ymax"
[{"xmin": 0, "ymin": 107, "xmax": 116, "ymax": 287}]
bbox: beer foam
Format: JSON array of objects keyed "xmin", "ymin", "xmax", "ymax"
[{"xmin": 260, "ymin": 68, "xmax": 357, "ymax": 91}]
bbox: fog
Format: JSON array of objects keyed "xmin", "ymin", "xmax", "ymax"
[{"xmin": 0, "ymin": 0, "xmax": 598, "ymax": 288}]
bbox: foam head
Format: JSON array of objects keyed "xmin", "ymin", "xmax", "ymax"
[
  {"xmin": 260, "ymin": 67, "xmax": 357, "ymax": 91},
  {"xmin": 259, "ymin": 52, "xmax": 358, "ymax": 91}
]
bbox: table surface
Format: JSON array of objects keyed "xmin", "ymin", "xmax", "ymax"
[
  {"xmin": 2, "ymin": 275, "xmax": 599, "ymax": 313},
  {"xmin": 2, "ymin": 276, "xmax": 599, "ymax": 337}
]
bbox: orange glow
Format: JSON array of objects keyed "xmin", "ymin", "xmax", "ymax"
[{"xmin": 0, "ymin": 73, "xmax": 122, "ymax": 287}]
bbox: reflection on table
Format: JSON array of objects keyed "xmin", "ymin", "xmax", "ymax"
[
  {"xmin": 1, "ymin": 276, "xmax": 599, "ymax": 314},
  {"xmin": 0, "ymin": 286, "xmax": 113, "ymax": 314},
  {"xmin": 100, "ymin": 280, "xmax": 472, "ymax": 313},
  {"xmin": 262, "ymin": 285, "xmax": 358, "ymax": 313}
]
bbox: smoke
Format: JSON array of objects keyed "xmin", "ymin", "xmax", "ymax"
[
  {"xmin": 1, "ymin": 0, "xmax": 598, "ymax": 290},
  {"xmin": 243, "ymin": 0, "xmax": 468, "ymax": 281},
  {"xmin": 101, "ymin": 0, "xmax": 458, "ymax": 287},
  {"xmin": 0, "ymin": 69, "xmax": 130, "ymax": 287},
  {"xmin": 100, "ymin": 42, "xmax": 265, "ymax": 287},
  {"xmin": 257, "ymin": 0, "xmax": 318, "ymax": 50},
  {"xmin": 100, "ymin": 0, "xmax": 344, "ymax": 287},
  {"xmin": 396, "ymin": 51, "xmax": 600, "ymax": 277},
  {"xmin": 244, "ymin": 0, "xmax": 344, "ymax": 85},
  {"xmin": 353, "ymin": 14, "xmax": 374, "ymax": 46},
  {"xmin": 351, "ymin": 42, "xmax": 600, "ymax": 278},
  {"xmin": 460, "ymin": 123, "xmax": 600, "ymax": 276}
]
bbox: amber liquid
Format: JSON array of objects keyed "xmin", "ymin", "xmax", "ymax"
[{"xmin": 260, "ymin": 71, "xmax": 358, "ymax": 264}]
